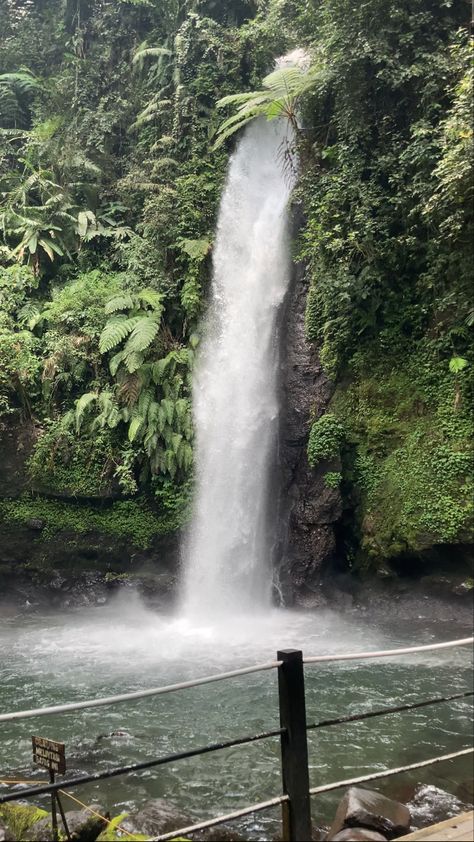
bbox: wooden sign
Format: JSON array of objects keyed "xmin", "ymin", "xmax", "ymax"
[{"xmin": 32, "ymin": 736, "xmax": 66, "ymax": 775}]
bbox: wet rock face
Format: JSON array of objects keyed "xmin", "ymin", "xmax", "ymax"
[{"xmin": 277, "ymin": 259, "xmax": 342, "ymax": 604}]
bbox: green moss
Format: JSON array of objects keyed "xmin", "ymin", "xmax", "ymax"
[
  {"xmin": 0, "ymin": 496, "xmax": 188, "ymax": 549},
  {"xmin": 324, "ymin": 471, "xmax": 342, "ymax": 489},
  {"xmin": 307, "ymin": 413, "xmax": 344, "ymax": 467},
  {"xmin": 0, "ymin": 804, "xmax": 48, "ymax": 840},
  {"xmin": 333, "ymin": 347, "xmax": 474, "ymax": 565},
  {"xmin": 28, "ymin": 422, "xmax": 118, "ymax": 498}
]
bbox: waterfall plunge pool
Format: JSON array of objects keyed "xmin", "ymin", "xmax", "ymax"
[{"xmin": 0, "ymin": 598, "xmax": 472, "ymax": 838}]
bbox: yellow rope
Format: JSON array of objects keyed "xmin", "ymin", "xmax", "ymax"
[{"xmin": 0, "ymin": 779, "xmax": 142, "ymax": 840}]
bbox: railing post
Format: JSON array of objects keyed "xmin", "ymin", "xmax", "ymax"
[{"xmin": 277, "ymin": 649, "xmax": 311, "ymax": 842}]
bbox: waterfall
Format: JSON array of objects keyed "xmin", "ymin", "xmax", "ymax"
[{"xmin": 181, "ymin": 117, "xmax": 295, "ymax": 617}]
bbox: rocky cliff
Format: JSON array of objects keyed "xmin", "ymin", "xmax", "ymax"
[{"xmin": 277, "ymin": 258, "xmax": 343, "ymax": 606}]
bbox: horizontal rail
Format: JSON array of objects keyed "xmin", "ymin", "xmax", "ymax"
[
  {"xmin": 307, "ymin": 691, "xmax": 474, "ymax": 731},
  {"xmin": 0, "ymin": 660, "xmax": 281, "ymax": 723},
  {"xmin": 0, "ymin": 727, "xmax": 284, "ymax": 804},
  {"xmin": 309, "ymin": 746, "xmax": 474, "ymax": 795},
  {"xmin": 304, "ymin": 637, "xmax": 473, "ymax": 664},
  {"xmin": 150, "ymin": 793, "xmax": 289, "ymax": 842},
  {"xmin": 0, "ymin": 638, "xmax": 471, "ymax": 725},
  {"xmin": 150, "ymin": 747, "xmax": 474, "ymax": 842}
]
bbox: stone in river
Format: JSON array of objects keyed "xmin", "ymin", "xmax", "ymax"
[
  {"xmin": 326, "ymin": 787, "xmax": 411, "ymax": 840},
  {"xmin": 330, "ymin": 830, "xmax": 388, "ymax": 841}
]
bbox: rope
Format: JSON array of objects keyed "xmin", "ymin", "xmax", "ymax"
[
  {"xmin": 150, "ymin": 747, "xmax": 474, "ymax": 842},
  {"xmin": 149, "ymin": 793, "xmax": 289, "ymax": 842},
  {"xmin": 304, "ymin": 636, "xmax": 473, "ymax": 664},
  {"xmin": 0, "ymin": 779, "xmax": 142, "ymax": 842},
  {"xmin": 0, "ymin": 660, "xmax": 282, "ymax": 723},
  {"xmin": 306, "ymin": 690, "xmax": 474, "ymax": 731},
  {"xmin": 0, "ymin": 637, "xmax": 471, "ymax": 724},
  {"xmin": 308, "ymin": 747, "xmax": 474, "ymax": 795},
  {"xmin": 57, "ymin": 789, "xmax": 140, "ymax": 841}
]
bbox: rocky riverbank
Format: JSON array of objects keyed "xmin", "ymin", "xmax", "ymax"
[{"xmin": 1, "ymin": 783, "xmax": 472, "ymax": 841}]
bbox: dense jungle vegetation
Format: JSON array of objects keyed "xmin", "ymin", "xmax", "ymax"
[{"xmin": 1, "ymin": 0, "xmax": 473, "ymax": 571}]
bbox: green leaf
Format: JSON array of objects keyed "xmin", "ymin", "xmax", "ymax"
[
  {"xmin": 99, "ymin": 316, "xmax": 140, "ymax": 354},
  {"xmin": 137, "ymin": 288, "xmax": 163, "ymax": 312},
  {"xmin": 105, "ymin": 293, "xmax": 135, "ymax": 314},
  {"xmin": 161, "ymin": 398, "xmax": 174, "ymax": 426},
  {"xmin": 124, "ymin": 315, "xmax": 160, "ymax": 354},
  {"xmin": 128, "ymin": 415, "xmax": 144, "ymax": 442},
  {"xmin": 75, "ymin": 392, "xmax": 97, "ymax": 432},
  {"xmin": 178, "ymin": 238, "xmax": 211, "ymax": 261},
  {"xmin": 449, "ymin": 356, "xmax": 468, "ymax": 374}
]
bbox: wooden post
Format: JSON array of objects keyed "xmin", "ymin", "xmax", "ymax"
[
  {"xmin": 277, "ymin": 649, "xmax": 312, "ymax": 842},
  {"xmin": 49, "ymin": 770, "xmax": 59, "ymax": 842},
  {"xmin": 56, "ymin": 791, "xmax": 72, "ymax": 841}
]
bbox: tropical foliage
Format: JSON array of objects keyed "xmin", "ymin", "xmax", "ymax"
[{"xmin": 1, "ymin": 0, "xmax": 473, "ymax": 563}]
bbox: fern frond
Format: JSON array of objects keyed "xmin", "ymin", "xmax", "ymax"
[
  {"xmin": 161, "ymin": 398, "xmax": 174, "ymax": 426},
  {"xmin": 128, "ymin": 415, "xmax": 145, "ymax": 442},
  {"xmin": 123, "ymin": 350, "xmax": 144, "ymax": 373},
  {"xmin": 105, "ymin": 293, "xmax": 135, "ymax": 314},
  {"xmin": 124, "ymin": 315, "xmax": 160, "ymax": 354},
  {"xmin": 75, "ymin": 391, "xmax": 97, "ymax": 432},
  {"xmin": 137, "ymin": 288, "xmax": 163, "ymax": 312},
  {"xmin": 99, "ymin": 316, "xmax": 140, "ymax": 354}
]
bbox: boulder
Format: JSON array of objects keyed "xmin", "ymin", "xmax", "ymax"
[
  {"xmin": 330, "ymin": 830, "xmax": 388, "ymax": 841},
  {"xmin": 26, "ymin": 806, "xmax": 107, "ymax": 841},
  {"xmin": 122, "ymin": 798, "xmax": 242, "ymax": 840},
  {"xmin": 63, "ymin": 806, "xmax": 108, "ymax": 841},
  {"xmin": 326, "ymin": 787, "xmax": 411, "ymax": 840}
]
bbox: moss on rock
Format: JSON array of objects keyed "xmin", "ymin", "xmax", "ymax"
[
  {"xmin": 331, "ymin": 347, "xmax": 474, "ymax": 568},
  {"xmin": 0, "ymin": 803, "xmax": 48, "ymax": 840},
  {"xmin": 0, "ymin": 496, "xmax": 187, "ymax": 549}
]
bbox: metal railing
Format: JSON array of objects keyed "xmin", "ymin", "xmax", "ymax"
[{"xmin": 0, "ymin": 636, "xmax": 472, "ymax": 842}]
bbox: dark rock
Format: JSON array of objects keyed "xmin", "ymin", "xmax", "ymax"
[
  {"xmin": 63, "ymin": 806, "xmax": 108, "ymax": 841},
  {"xmin": 277, "ymin": 256, "xmax": 342, "ymax": 603},
  {"xmin": 0, "ymin": 420, "xmax": 38, "ymax": 498},
  {"xmin": 407, "ymin": 784, "xmax": 472, "ymax": 829},
  {"xmin": 26, "ymin": 806, "xmax": 107, "ymax": 841},
  {"xmin": 26, "ymin": 518, "xmax": 44, "ymax": 531},
  {"xmin": 327, "ymin": 787, "xmax": 411, "ymax": 840},
  {"xmin": 122, "ymin": 799, "xmax": 199, "ymax": 837},
  {"xmin": 122, "ymin": 799, "xmax": 242, "ymax": 841},
  {"xmin": 24, "ymin": 816, "xmax": 55, "ymax": 841},
  {"xmin": 330, "ymin": 829, "xmax": 388, "ymax": 841}
]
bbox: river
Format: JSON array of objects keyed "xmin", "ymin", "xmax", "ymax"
[{"xmin": 0, "ymin": 597, "xmax": 472, "ymax": 837}]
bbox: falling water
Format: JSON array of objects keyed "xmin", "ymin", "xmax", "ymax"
[{"xmin": 181, "ymin": 116, "xmax": 296, "ymax": 617}]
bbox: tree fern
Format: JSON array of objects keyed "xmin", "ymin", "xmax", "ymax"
[{"xmin": 213, "ymin": 62, "xmax": 323, "ymax": 149}]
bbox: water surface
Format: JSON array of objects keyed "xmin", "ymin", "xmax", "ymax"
[{"xmin": 1, "ymin": 598, "xmax": 472, "ymax": 836}]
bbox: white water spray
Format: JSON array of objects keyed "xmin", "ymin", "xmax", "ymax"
[{"xmin": 181, "ymin": 117, "xmax": 295, "ymax": 617}]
